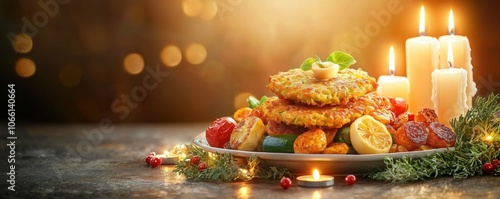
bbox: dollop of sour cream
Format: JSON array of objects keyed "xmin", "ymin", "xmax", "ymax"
[{"xmin": 311, "ymin": 62, "xmax": 339, "ymax": 81}]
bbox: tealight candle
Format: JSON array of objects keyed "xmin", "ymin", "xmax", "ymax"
[
  {"xmin": 157, "ymin": 150, "xmax": 179, "ymax": 165},
  {"xmin": 297, "ymin": 169, "xmax": 334, "ymax": 188},
  {"xmin": 377, "ymin": 46, "xmax": 410, "ymax": 101}
]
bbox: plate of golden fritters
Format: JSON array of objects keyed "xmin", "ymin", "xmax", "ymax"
[
  {"xmin": 193, "ymin": 132, "xmax": 452, "ymax": 175},
  {"xmin": 195, "ymin": 66, "xmax": 457, "ymax": 175}
]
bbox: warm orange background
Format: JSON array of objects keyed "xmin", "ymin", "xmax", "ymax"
[{"xmin": 1, "ymin": 0, "xmax": 499, "ymax": 123}]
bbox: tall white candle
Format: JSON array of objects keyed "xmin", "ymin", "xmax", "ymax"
[
  {"xmin": 432, "ymin": 41, "xmax": 468, "ymax": 128},
  {"xmin": 406, "ymin": 6, "xmax": 440, "ymax": 113},
  {"xmin": 438, "ymin": 10, "xmax": 477, "ymax": 108},
  {"xmin": 377, "ymin": 46, "xmax": 410, "ymax": 101}
]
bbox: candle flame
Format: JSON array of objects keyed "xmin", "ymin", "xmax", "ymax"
[
  {"xmin": 313, "ymin": 169, "xmax": 320, "ymax": 180},
  {"xmin": 447, "ymin": 40, "xmax": 454, "ymax": 68},
  {"xmin": 389, "ymin": 46, "xmax": 395, "ymax": 75},
  {"xmin": 418, "ymin": 6, "xmax": 425, "ymax": 36},
  {"xmin": 449, "ymin": 10, "xmax": 455, "ymax": 35}
]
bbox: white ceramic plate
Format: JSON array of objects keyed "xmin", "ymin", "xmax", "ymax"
[{"xmin": 193, "ymin": 132, "xmax": 453, "ymax": 175}]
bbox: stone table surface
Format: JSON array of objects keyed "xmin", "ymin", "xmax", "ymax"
[{"xmin": 2, "ymin": 124, "xmax": 500, "ymax": 199}]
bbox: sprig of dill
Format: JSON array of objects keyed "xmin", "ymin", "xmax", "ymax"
[
  {"xmin": 368, "ymin": 93, "xmax": 500, "ymax": 182},
  {"xmin": 174, "ymin": 144, "xmax": 291, "ymax": 182}
]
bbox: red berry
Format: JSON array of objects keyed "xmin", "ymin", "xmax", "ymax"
[
  {"xmin": 145, "ymin": 155, "xmax": 154, "ymax": 165},
  {"xmin": 198, "ymin": 162, "xmax": 207, "ymax": 172},
  {"xmin": 280, "ymin": 177, "xmax": 291, "ymax": 190},
  {"xmin": 150, "ymin": 157, "xmax": 162, "ymax": 168},
  {"xmin": 345, "ymin": 174, "xmax": 356, "ymax": 185},
  {"xmin": 492, "ymin": 159, "xmax": 500, "ymax": 168},
  {"xmin": 190, "ymin": 156, "xmax": 200, "ymax": 165},
  {"xmin": 483, "ymin": 162, "xmax": 495, "ymax": 174}
]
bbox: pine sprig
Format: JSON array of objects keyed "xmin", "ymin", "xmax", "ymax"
[
  {"xmin": 174, "ymin": 144, "xmax": 291, "ymax": 182},
  {"xmin": 368, "ymin": 94, "xmax": 500, "ymax": 182}
]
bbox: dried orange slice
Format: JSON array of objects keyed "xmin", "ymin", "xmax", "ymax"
[{"xmin": 350, "ymin": 115, "xmax": 392, "ymax": 154}]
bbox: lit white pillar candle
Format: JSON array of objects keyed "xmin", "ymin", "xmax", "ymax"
[
  {"xmin": 438, "ymin": 10, "xmax": 477, "ymax": 108},
  {"xmin": 406, "ymin": 6, "xmax": 440, "ymax": 113},
  {"xmin": 432, "ymin": 41, "xmax": 468, "ymax": 127},
  {"xmin": 377, "ymin": 46, "xmax": 410, "ymax": 101}
]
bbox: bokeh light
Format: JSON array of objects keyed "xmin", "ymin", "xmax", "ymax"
[
  {"xmin": 11, "ymin": 33, "xmax": 33, "ymax": 53},
  {"xmin": 15, "ymin": 58, "xmax": 36, "ymax": 78},
  {"xmin": 185, "ymin": 43, "xmax": 207, "ymax": 65},
  {"xmin": 182, "ymin": 0, "xmax": 203, "ymax": 17},
  {"xmin": 123, "ymin": 53, "xmax": 145, "ymax": 74},
  {"xmin": 198, "ymin": 0, "xmax": 218, "ymax": 21},
  {"xmin": 234, "ymin": 92, "xmax": 253, "ymax": 110},
  {"xmin": 200, "ymin": 60, "xmax": 226, "ymax": 84},
  {"xmin": 161, "ymin": 45, "xmax": 182, "ymax": 67},
  {"xmin": 59, "ymin": 64, "xmax": 82, "ymax": 87}
]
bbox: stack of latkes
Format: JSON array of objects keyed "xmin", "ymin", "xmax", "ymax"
[
  {"xmin": 251, "ymin": 68, "xmax": 397, "ymax": 154},
  {"xmin": 261, "ymin": 68, "xmax": 393, "ymax": 132}
]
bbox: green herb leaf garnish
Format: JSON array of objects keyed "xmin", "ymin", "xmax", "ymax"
[
  {"xmin": 326, "ymin": 51, "xmax": 357, "ymax": 70},
  {"xmin": 300, "ymin": 57, "xmax": 316, "ymax": 71},
  {"xmin": 300, "ymin": 51, "xmax": 356, "ymax": 71}
]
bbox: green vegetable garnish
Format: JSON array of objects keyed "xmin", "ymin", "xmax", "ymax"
[
  {"xmin": 300, "ymin": 58, "xmax": 316, "ymax": 71},
  {"xmin": 300, "ymin": 51, "xmax": 356, "ymax": 71},
  {"xmin": 247, "ymin": 95, "xmax": 268, "ymax": 109}
]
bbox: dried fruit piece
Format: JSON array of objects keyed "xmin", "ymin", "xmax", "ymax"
[
  {"xmin": 394, "ymin": 121, "xmax": 428, "ymax": 150},
  {"xmin": 415, "ymin": 108, "xmax": 439, "ymax": 126},
  {"xmin": 426, "ymin": 122, "xmax": 456, "ymax": 148}
]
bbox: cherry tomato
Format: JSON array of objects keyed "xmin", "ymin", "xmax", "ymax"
[
  {"xmin": 389, "ymin": 97, "xmax": 409, "ymax": 117},
  {"xmin": 150, "ymin": 157, "xmax": 162, "ymax": 168},
  {"xmin": 492, "ymin": 159, "xmax": 500, "ymax": 169},
  {"xmin": 198, "ymin": 162, "xmax": 208, "ymax": 172},
  {"xmin": 190, "ymin": 156, "xmax": 200, "ymax": 165},
  {"xmin": 280, "ymin": 177, "xmax": 292, "ymax": 190},
  {"xmin": 482, "ymin": 162, "xmax": 495, "ymax": 174},
  {"xmin": 206, "ymin": 117, "xmax": 237, "ymax": 148},
  {"xmin": 145, "ymin": 155, "xmax": 154, "ymax": 165},
  {"xmin": 345, "ymin": 174, "xmax": 356, "ymax": 185}
]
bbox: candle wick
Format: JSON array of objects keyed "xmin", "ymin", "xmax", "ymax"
[
  {"xmin": 389, "ymin": 69, "xmax": 395, "ymax": 76},
  {"xmin": 448, "ymin": 61, "xmax": 454, "ymax": 68},
  {"xmin": 449, "ymin": 28, "xmax": 455, "ymax": 35},
  {"xmin": 418, "ymin": 31, "xmax": 425, "ymax": 36}
]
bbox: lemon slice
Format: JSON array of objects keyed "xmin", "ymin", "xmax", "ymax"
[{"xmin": 350, "ymin": 115, "xmax": 392, "ymax": 154}]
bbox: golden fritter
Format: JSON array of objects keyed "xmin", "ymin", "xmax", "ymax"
[
  {"xmin": 322, "ymin": 142, "xmax": 349, "ymax": 154},
  {"xmin": 260, "ymin": 92, "xmax": 391, "ymax": 129},
  {"xmin": 293, "ymin": 129, "xmax": 327, "ymax": 154},
  {"xmin": 267, "ymin": 68, "xmax": 377, "ymax": 106}
]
